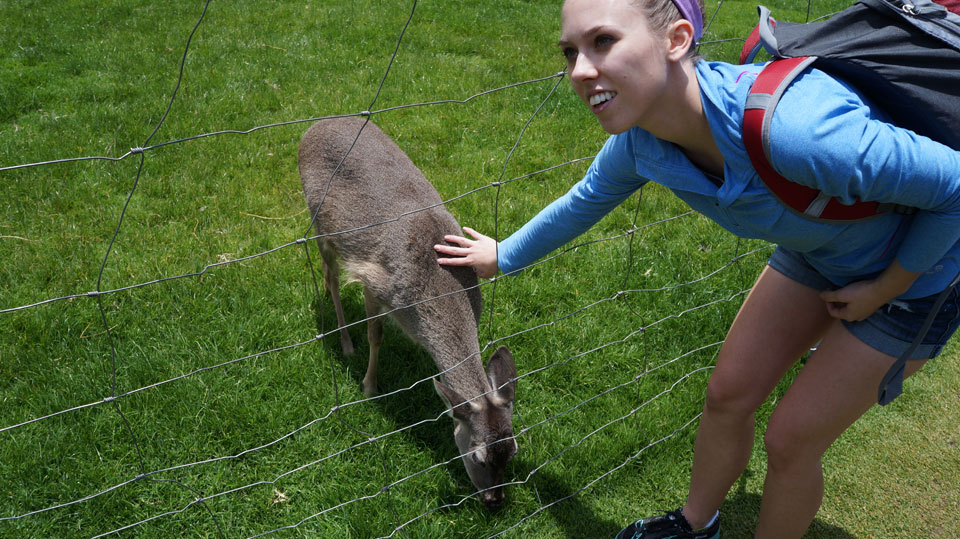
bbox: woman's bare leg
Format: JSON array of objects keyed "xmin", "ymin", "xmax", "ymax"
[
  {"xmin": 754, "ymin": 321, "xmax": 926, "ymax": 538},
  {"xmin": 681, "ymin": 266, "xmax": 834, "ymax": 528}
]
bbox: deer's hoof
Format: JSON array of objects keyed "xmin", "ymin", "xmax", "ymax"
[{"xmin": 362, "ymin": 379, "xmax": 378, "ymax": 398}]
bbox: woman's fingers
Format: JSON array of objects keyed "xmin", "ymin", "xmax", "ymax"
[
  {"xmin": 462, "ymin": 226, "xmax": 487, "ymax": 240},
  {"xmin": 818, "ymin": 283, "xmax": 881, "ymax": 322},
  {"xmin": 441, "ymin": 234, "xmax": 473, "ymax": 248},
  {"xmin": 433, "ymin": 226, "xmax": 499, "ymax": 278},
  {"xmin": 436, "ymin": 255, "xmax": 474, "ymax": 266},
  {"xmin": 435, "ymin": 244, "xmax": 473, "ymax": 263},
  {"xmin": 434, "ymin": 243, "xmax": 467, "ymax": 255},
  {"xmin": 434, "ymin": 237, "xmax": 475, "ymax": 266}
]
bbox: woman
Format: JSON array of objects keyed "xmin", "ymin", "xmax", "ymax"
[{"xmin": 434, "ymin": 0, "xmax": 960, "ymax": 536}]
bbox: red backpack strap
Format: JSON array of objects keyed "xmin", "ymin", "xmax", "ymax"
[
  {"xmin": 740, "ymin": 17, "xmax": 778, "ymax": 64},
  {"xmin": 740, "ymin": 23, "xmax": 765, "ymax": 64},
  {"xmin": 936, "ymin": 0, "xmax": 960, "ymax": 15},
  {"xmin": 743, "ymin": 56, "xmax": 889, "ymax": 222}
]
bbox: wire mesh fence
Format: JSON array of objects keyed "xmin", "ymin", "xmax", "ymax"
[{"xmin": 0, "ymin": 0, "xmax": 799, "ymax": 536}]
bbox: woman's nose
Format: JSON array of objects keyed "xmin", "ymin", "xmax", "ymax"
[{"xmin": 569, "ymin": 54, "xmax": 598, "ymax": 82}]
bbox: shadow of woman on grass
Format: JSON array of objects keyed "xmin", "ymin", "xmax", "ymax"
[{"xmin": 719, "ymin": 471, "xmax": 856, "ymax": 539}]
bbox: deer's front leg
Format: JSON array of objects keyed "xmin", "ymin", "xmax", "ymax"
[
  {"xmin": 362, "ymin": 287, "xmax": 383, "ymax": 397},
  {"xmin": 319, "ymin": 247, "xmax": 355, "ymax": 356}
]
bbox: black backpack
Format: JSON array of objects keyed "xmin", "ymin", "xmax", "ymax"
[
  {"xmin": 739, "ymin": 0, "xmax": 960, "ymax": 404},
  {"xmin": 741, "ymin": 0, "xmax": 960, "ymax": 221}
]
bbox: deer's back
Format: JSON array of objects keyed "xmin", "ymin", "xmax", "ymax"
[{"xmin": 298, "ymin": 117, "xmax": 482, "ymax": 327}]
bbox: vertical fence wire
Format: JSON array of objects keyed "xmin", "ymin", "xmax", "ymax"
[{"xmin": 0, "ymin": 0, "xmax": 785, "ymax": 536}]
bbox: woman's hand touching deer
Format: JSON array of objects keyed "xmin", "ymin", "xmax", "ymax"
[{"xmin": 434, "ymin": 227, "xmax": 500, "ymax": 279}]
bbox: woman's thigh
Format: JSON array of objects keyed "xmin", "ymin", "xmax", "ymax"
[
  {"xmin": 708, "ymin": 264, "xmax": 835, "ymax": 411},
  {"xmin": 765, "ymin": 321, "xmax": 927, "ymax": 460}
]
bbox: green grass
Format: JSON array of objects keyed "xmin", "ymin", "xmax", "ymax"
[{"xmin": 1, "ymin": 0, "xmax": 957, "ymax": 537}]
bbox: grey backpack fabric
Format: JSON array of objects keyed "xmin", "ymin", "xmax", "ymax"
[
  {"xmin": 741, "ymin": 0, "xmax": 960, "ymax": 404},
  {"xmin": 743, "ymin": 0, "xmax": 960, "ymax": 150}
]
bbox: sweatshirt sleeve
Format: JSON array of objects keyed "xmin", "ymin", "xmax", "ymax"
[
  {"xmin": 768, "ymin": 69, "xmax": 960, "ymax": 273},
  {"xmin": 497, "ymin": 132, "xmax": 648, "ymax": 275}
]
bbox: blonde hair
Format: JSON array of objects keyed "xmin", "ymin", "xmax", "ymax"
[{"xmin": 631, "ymin": 0, "xmax": 705, "ymax": 61}]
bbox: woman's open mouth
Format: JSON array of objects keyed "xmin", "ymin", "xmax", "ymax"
[{"xmin": 589, "ymin": 91, "xmax": 617, "ymax": 111}]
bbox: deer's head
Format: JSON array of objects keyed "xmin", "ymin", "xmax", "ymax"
[{"xmin": 435, "ymin": 346, "xmax": 517, "ymax": 510}]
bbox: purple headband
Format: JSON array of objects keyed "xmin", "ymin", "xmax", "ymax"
[{"xmin": 671, "ymin": 0, "xmax": 703, "ymax": 43}]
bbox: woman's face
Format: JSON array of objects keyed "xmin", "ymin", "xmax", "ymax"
[{"xmin": 559, "ymin": 0, "xmax": 672, "ymax": 135}]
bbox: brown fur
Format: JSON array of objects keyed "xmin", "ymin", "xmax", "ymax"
[{"xmin": 298, "ymin": 117, "xmax": 517, "ymax": 509}]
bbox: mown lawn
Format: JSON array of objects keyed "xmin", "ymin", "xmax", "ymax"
[{"xmin": 1, "ymin": 0, "xmax": 956, "ymax": 537}]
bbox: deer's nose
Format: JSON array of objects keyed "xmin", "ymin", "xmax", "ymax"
[{"xmin": 481, "ymin": 489, "xmax": 504, "ymax": 511}]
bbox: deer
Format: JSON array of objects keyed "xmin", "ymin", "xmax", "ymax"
[{"xmin": 298, "ymin": 116, "xmax": 517, "ymax": 510}]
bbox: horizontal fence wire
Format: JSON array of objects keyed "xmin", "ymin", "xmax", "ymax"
[
  {"xmin": 0, "ymin": 0, "xmax": 784, "ymax": 536},
  {"xmin": 1, "ymin": 269, "xmax": 752, "ymax": 519}
]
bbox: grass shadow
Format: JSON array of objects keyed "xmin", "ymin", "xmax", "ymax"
[
  {"xmin": 309, "ymin": 283, "xmax": 443, "ymax": 393},
  {"xmin": 309, "ymin": 286, "xmax": 622, "ymax": 536},
  {"xmin": 720, "ymin": 472, "xmax": 857, "ymax": 539},
  {"xmin": 514, "ymin": 465, "xmax": 625, "ymax": 538}
]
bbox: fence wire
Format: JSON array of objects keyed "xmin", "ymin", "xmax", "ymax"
[{"xmin": 0, "ymin": 0, "xmax": 787, "ymax": 537}]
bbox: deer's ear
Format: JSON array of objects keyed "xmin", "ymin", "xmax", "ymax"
[
  {"xmin": 486, "ymin": 346, "xmax": 516, "ymax": 404},
  {"xmin": 434, "ymin": 379, "xmax": 473, "ymax": 422}
]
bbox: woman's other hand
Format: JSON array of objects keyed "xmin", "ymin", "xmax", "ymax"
[
  {"xmin": 819, "ymin": 259, "xmax": 921, "ymax": 322},
  {"xmin": 819, "ymin": 280, "xmax": 890, "ymax": 322},
  {"xmin": 434, "ymin": 227, "xmax": 500, "ymax": 279}
]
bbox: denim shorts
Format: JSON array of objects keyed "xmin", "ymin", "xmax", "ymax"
[{"xmin": 767, "ymin": 246, "xmax": 960, "ymax": 360}]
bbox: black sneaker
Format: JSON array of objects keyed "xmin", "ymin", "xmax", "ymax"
[{"xmin": 615, "ymin": 508, "xmax": 720, "ymax": 539}]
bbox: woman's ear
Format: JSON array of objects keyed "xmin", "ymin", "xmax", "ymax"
[{"xmin": 665, "ymin": 19, "xmax": 695, "ymax": 62}]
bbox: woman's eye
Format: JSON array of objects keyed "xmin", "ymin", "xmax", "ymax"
[
  {"xmin": 595, "ymin": 34, "xmax": 614, "ymax": 48},
  {"xmin": 562, "ymin": 47, "xmax": 577, "ymax": 61}
]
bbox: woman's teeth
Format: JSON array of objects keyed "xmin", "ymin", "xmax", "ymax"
[{"xmin": 589, "ymin": 91, "xmax": 617, "ymax": 106}]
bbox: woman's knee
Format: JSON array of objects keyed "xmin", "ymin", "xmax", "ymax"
[
  {"xmin": 703, "ymin": 370, "xmax": 767, "ymax": 417},
  {"xmin": 763, "ymin": 414, "xmax": 822, "ymax": 471}
]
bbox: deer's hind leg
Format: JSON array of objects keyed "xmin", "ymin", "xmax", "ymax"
[
  {"xmin": 318, "ymin": 242, "xmax": 355, "ymax": 356},
  {"xmin": 361, "ymin": 287, "xmax": 385, "ymax": 397}
]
